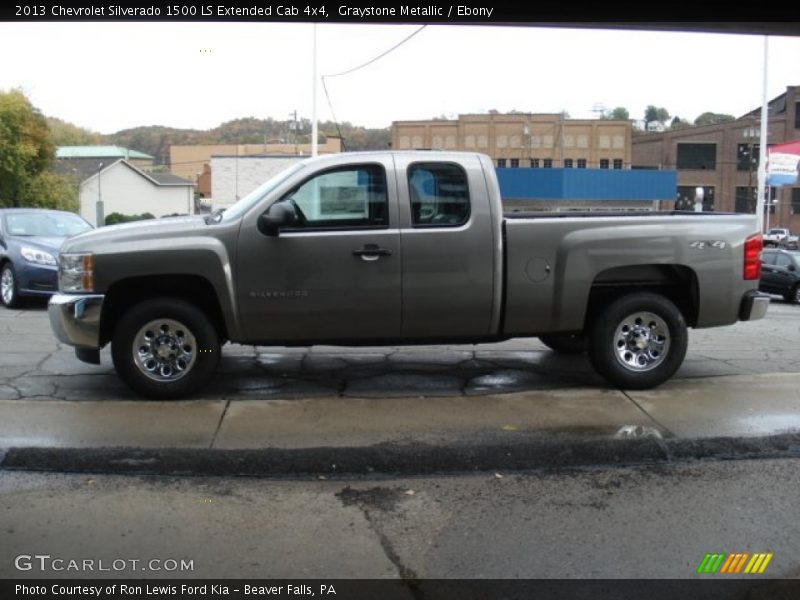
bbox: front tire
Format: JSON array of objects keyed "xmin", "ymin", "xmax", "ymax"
[
  {"xmin": 588, "ymin": 292, "xmax": 687, "ymax": 390},
  {"xmin": 111, "ymin": 298, "xmax": 220, "ymax": 399},
  {"xmin": 0, "ymin": 263, "xmax": 20, "ymax": 308}
]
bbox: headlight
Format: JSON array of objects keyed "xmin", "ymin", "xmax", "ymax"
[
  {"xmin": 21, "ymin": 246, "xmax": 57, "ymax": 266},
  {"xmin": 59, "ymin": 253, "xmax": 95, "ymax": 292}
]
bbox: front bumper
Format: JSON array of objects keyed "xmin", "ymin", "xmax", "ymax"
[
  {"xmin": 739, "ymin": 290, "xmax": 770, "ymax": 321},
  {"xmin": 48, "ymin": 293, "xmax": 105, "ymax": 349}
]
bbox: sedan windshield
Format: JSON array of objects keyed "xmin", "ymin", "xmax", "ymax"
[{"xmin": 4, "ymin": 212, "xmax": 92, "ymax": 237}]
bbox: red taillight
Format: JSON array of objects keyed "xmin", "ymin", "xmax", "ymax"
[{"xmin": 744, "ymin": 233, "xmax": 762, "ymax": 280}]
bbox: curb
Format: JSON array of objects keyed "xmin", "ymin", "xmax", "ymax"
[{"xmin": 2, "ymin": 433, "xmax": 800, "ymax": 477}]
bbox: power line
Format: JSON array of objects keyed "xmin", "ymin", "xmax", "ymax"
[{"xmin": 321, "ymin": 25, "xmax": 428, "ymax": 150}]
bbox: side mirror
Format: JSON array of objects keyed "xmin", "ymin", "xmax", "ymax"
[{"xmin": 257, "ymin": 201, "xmax": 297, "ymax": 237}]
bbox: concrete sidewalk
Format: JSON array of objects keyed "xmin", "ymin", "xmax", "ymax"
[{"xmin": 1, "ymin": 373, "xmax": 799, "ymax": 476}]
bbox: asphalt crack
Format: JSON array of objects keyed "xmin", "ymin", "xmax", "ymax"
[{"xmin": 336, "ymin": 486, "xmax": 423, "ymax": 596}]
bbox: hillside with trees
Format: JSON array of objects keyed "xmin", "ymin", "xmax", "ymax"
[{"xmin": 105, "ymin": 118, "xmax": 391, "ymax": 164}]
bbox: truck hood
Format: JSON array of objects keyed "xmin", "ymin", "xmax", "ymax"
[{"xmin": 61, "ymin": 216, "xmax": 209, "ymax": 254}]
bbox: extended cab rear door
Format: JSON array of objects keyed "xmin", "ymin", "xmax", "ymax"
[{"xmin": 393, "ymin": 154, "xmax": 499, "ymax": 338}]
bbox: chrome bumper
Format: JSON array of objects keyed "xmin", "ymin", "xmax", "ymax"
[
  {"xmin": 48, "ymin": 293, "xmax": 105, "ymax": 349},
  {"xmin": 739, "ymin": 291, "xmax": 770, "ymax": 322}
]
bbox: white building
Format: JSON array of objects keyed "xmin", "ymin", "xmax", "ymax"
[
  {"xmin": 79, "ymin": 160, "xmax": 194, "ymax": 227},
  {"xmin": 210, "ymin": 155, "xmax": 304, "ymax": 208}
]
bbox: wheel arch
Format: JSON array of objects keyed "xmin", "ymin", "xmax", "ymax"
[
  {"xmin": 99, "ymin": 274, "xmax": 228, "ymax": 346},
  {"xmin": 586, "ymin": 264, "xmax": 699, "ymax": 329}
]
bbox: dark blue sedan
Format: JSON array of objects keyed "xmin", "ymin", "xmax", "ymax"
[{"xmin": 0, "ymin": 209, "xmax": 93, "ymax": 308}]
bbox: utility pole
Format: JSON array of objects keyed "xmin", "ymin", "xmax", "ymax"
[{"xmin": 312, "ymin": 24, "xmax": 318, "ymax": 157}]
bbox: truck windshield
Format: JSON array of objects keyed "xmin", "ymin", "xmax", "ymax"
[{"xmin": 217, "ymin": 162, "xmax": 307, "ymax": 224}]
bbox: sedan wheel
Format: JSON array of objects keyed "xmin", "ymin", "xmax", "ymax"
[{"xmin": 0, "ymin": 264, "xmax": 19, "ymax": 308}]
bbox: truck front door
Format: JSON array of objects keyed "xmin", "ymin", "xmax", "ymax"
[{"xmin": 236, "ymin": 159, "xmax": 401, "ymax": 342}]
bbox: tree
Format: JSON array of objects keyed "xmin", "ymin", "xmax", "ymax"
[
  {"xmin": 0, "ymin": 89, "xmax": 54, "ymax": 206},
  {"xmin": 669, "ymin": 116, "xmax": 692, "ymax": 130},
  {"xmin": 694, "ymin": 112, "xmax": 736, "ymax": 127},
  {"xmin": 46, "ymin": 117, "xmax": 101, "ymax": 146},
  {"xmin": 18, "ymin": 171, "xmax": 79, "ymax": 212},
  {"xmin": 644, "ymin": 105, "xmax": 671, "ymax": 127},
  {"xmin": 602, "ymin": 107, "xmax": 630, "ymax": 120}
]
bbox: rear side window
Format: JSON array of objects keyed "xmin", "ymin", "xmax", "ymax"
[
  {"xmin": 408, "ymin": 162, "xmax": 470, "ymax": 228},
  {"xmin": 761, "ymin": 252, "xmax": 777, "ymax": 265}
]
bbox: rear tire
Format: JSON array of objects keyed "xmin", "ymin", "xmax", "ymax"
[
  {"xmin": 539, "ymin": 333, "xmax": 586, "ymax": 354},
  {"xmin": 111, "ymin": 297, "xmax": 220, "ymax": 399},
  {"xmin": 588, "ymin": 292, "xmax": 687, "ymax": 390}
]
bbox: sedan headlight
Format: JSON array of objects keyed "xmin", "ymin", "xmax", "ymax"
[
  {"xmin": 59, "ymin": 253, "xmax": 95, "ymax": 292},
  {"xmin": 21, "ymin": 246, "xmax": 57, "ymax": 266}
]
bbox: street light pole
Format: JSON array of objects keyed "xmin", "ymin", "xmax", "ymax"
[
  {"xmin": 96, "ymin": 162, "xmax": 104, "ymax": 227},
  {"xmin": 755, "ymin": 36, "xmax": 769, "ymax": 234},
  {"xmin": 311, "ymin": 24, "xmax": 318, "ymax": 157}
]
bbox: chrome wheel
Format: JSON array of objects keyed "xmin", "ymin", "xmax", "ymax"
[
  {"xmin": 132, "ymin": 318, "xmax": 197, "ymax": 382},
  {"xmin": 613, "ymin": 311, "xmax": 670, "ymax": 372},
  {"xmin": 1, "ymin": 266, "xmax": 15, "ymax": 306}
]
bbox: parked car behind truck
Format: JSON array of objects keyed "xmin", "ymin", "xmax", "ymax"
[
  {"xmin": 760, "ymin": 248, "xmax": 800, "ymax": 303},
  {"xmin": 0, "ymin": 208, "xmax": 93, "ymax": 308},
  {"xmin": 48, "ymin": 151, "xmax": 769, "ymax": 398}
]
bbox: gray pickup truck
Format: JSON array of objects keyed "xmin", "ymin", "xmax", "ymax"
[{"xmin": 49, "ymin": 151, "xmax": 768, "ymax": 398}]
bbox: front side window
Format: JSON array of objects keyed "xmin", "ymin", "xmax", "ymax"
[
  {"xmin": 282, "ymin": 164, "xmax": 388, "ymax": 229},
  {"xmin": 408, "ymin": 162, "xmax": 470, "ymax": 228}
]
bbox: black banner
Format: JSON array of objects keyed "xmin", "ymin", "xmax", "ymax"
[
  {"xmin": 4, "ymin": 579, "xmax": 800, "ymax": 600},
  {"xmin": 1, "ymin": 1, "xmax": 800, "ymax": 32}
]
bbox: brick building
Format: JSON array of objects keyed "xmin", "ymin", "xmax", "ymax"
[
  {"xmin": 391, "ymin": 113, "xmax": 631, "ymax": 170},
  {"xmin": 632, "ymin": 85, "xmax": 800, "ymax": 231}
]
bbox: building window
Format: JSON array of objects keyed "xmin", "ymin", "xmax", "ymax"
[
  {"xmin": 510, "ymin": 158, "xmax": 519, "ymax": 168},
  {"xmin": 792, "ymin": 188, "xmax": 800, "ymax": 214},
  {"xmin": 795, "ymin": 103, "xmax": 800, "ymax": 129},
  {"xmin": 613, "ymin": 159, "xmax": 623, "ymax": 169},
  {"xmin": 737, "ymin": 143, "xmax": 760, "ymax": 171},
  {"xmin": 543, "ymin": 159, "xmax": 553, "ymax": 168},
  {"xmin": 577, "ymin": 159, "xmax": 587, "ymax": 169},
  {"xmin": 737, "ymin": 186, "xmax": 778, "ymax": 213},
  {"xmin": 600, "ymin": 159, "xmax": 610, "ymax": 169},
  {"xmin": 676, "ymin": 143, "xmax": 717, "ymax": 170},
  {"xmin": 497, "ymin": 158, "xmax": 507, "ymax": 168},
  {"xmin": 530, "ymin": 158, "xmax": 540, "ymax": 168},
  {"xmin": 735, "ymin": 187, "xmax": 757, "ymax": 214},
  {"xmin": 564, "ymin": 159, "xmax": 574, "ymax": 168},
  {"xmin": 677, "ymin": 186, "xmax": 715, "ymax": 211}
]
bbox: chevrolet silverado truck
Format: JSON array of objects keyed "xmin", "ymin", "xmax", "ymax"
[{"xmin": 49, "ymin": 151, "xmax": 769, "ymax": 398}]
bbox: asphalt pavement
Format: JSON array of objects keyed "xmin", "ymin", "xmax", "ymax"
[{"xmin": 0, "ymin": 298, "xmax": 799, "ymax": 476}]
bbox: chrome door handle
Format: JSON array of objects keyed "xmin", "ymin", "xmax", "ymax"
[{"xmin": 353, "ymin": 245, "xmax": 393, "ymax": 261}]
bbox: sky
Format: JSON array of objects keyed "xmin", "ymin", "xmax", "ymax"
[{"xmin": 0, "ymin": 21, "xmax": 798, "ymax": 134}]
